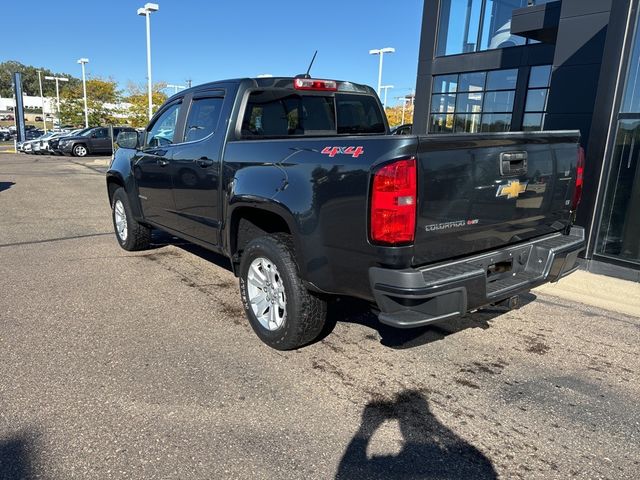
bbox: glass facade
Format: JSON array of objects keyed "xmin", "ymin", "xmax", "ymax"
[
  {"xmin": 430, "ymin": 69, "xmax": 517, "ymax": 133},
  {"xmin": 596, "ymin": 13, "xmax": 640, "ymax": 266},
  {"xmin": 523, "ymin": 65, "xmax": 552, "ymax": 131},
  {"xmin": 436, "ymin": 0, "xmax": 554, "ymax": 56}
]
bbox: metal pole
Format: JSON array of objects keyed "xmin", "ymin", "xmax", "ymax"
[
  {"xmin": 55, "ymin": 79, "xmax": 61, "ymax": 127},
  {"xmin": 37, "ymin": 71, "xmax": 46, "ymax": 133},
  {"xmin": 146, "ymin": 11, "xmax": 153, "ymax": 120},
  {"xmin": 81, "ymin": 62, "xmax": 88, "ymax": 128},
  {"xmin": 401, "ymin": 98, "xmax": 406, "ymax": 125},
  {"xmin": 377, "ymin": 53, "xmax": 383, "ymax": 96}
]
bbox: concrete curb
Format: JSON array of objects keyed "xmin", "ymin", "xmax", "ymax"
[{"xmin": 534, "ymin": 270, "xmax": 640, "ymax": 317}]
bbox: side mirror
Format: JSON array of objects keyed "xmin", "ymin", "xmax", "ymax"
[{"xmin": 115, "ymin": 131, "xmax": 140, "ymax": 149}]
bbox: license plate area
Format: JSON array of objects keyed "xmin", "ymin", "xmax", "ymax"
[
  {"xmin": 474, "ymin": 245, "xmax": 533, "ymax": 285},
  {"xmin": 487, "ymin": 260, "xmax": 513, "ymax": 279}
]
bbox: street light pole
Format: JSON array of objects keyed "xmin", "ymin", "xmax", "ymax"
[
  {"xmin": 44, "ymin": 76, "xmax": 69, "ymax": 128},
  {"xmin": 37, "ymin": 70, "xmax": 46, "ymax": 133},
  {"xmin": 77, "ymin": 58, "xmax": 89, "ymax": 128},
  {"xmin": 380, "ymin": 85, "xmax": 394, "ymax": 110},
  {"xmin": 138, "ymin": 3, "xmax": 159, "ymax": 120},
  {"xmin": 402, "ymin": 97, "xmax": 407, "ymax": 125},
  {"xmin": 368, "ymin": 47, "xmax": 395, "ymax": 96}
]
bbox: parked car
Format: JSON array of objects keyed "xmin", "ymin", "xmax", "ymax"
[
  {"xmin": 107, "ymin": 76, "xmax": 585, "ymax": 350},
  {"xmin": 33, "ymin": 131, "xmax": 59, "ymax": 154},
  {"xmin": 390, "ymin": 123, "xmax": 412, "ymax": 135},
  {"xmin": 35, "ymin": 116, "xmax": 44, "ymax": 122},
  {"xmin": 19, "ymin": 130, "xmax": 45, "ymax": 153},
  {"xmin": 22, "ymin": 140, "xmax": 36, "ymax": 153},
  {"xmin": 59, "ymin": 126, "xmax": 136, "ymax": 157},
  {"xmin": 40, "ymin": 131, "xmax": 72, "ymax": 155},
  {"xmin": 1, "ymin": 130, "xmax": 12, "ymax": 141},
  {"xmin": 50, "ymin": 128, "xmax": 90, "ymax": 155}
]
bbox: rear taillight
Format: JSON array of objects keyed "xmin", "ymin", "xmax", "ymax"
[
  {"xmin": 370, "ymin": 158, "xmax": 417, "ymax": 245},
  {"xmin": 293, "ymin": 78, "xmax": 338, "ymax": 91},
  {"xmin": 571, "ymin": 146, "xmax": 585, "ymax": 211}
]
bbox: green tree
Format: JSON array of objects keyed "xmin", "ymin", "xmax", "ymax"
[
  {"xmin": 59, "ymin": 77, "xmax": 123, "ymax": 126},
  {"xmin": 124, "ymin": 82, "xmax": 168, "ymax": 128},
  {"xmin": 0, "ymin": 60, "xmax": 80, "ymax": 97}
]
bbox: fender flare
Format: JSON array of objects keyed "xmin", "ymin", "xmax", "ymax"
[
  {"xmin": 106, "ymin": 170, "xmax": 144, "ymax": 219},
  {"xmin": 225, "ymin": 197, "xmax": 307, "ymax": 276}
]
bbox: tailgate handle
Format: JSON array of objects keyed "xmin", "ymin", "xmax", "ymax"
[{"xmin": 500, "ymin": 151, "xmax": 528, "ymax": 176}]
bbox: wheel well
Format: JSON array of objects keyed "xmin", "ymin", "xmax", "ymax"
[
  {"xmin": 107, "ymin": 177, "xmax": 124, "ymax": 204},
  {"xmin": 231, "ymin": 208, "xmax": 291, "ymax": 261}
]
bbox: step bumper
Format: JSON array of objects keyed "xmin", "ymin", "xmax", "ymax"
[{"xmin": 369, "ymin": 227, "xmax": 585, "ymax": 328}]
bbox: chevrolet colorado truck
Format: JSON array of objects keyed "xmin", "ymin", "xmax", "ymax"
[{"xmin": 106, "ymin": 76, "xmax": 585, "ymax": 350}]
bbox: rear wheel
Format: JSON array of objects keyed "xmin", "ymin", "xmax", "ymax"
[
  {"xmin": 111, "ymin": 187, "xmax": 151, "ymax": 251},
  {"xmin": 73, "ymin": 144, "xmax": 87, "ymax": 157},
  {"xmin": 239, "ymin": 234, "xmax": 327, "ymax": 350}
]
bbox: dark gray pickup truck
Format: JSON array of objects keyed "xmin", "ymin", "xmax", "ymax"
[{"xmin": 107, "ymin": 76, "xmax": 585, "ymax": 349}]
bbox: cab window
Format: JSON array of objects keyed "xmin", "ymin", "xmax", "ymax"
[
  {"xmin": 241, "ymin": 91, "xmax": 336, "ymax": 138},
  {"xmin": 146, "ymin": 102, "xmax": 181, "ymax": 147},
  {"xmin": 184, "ymin": 97, "xmax": 224, "ymax": 142},
  {"xmin": 93, "ymin": 128, "xmax": 108, "ymax": 138}
]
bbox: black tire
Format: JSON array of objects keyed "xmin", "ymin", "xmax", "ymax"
[
  {"xmin": 72, "ymin": 143, "xmax": 88, "ymax": 157},
  {"xmin": 239, "ymin": 234, "xmax": 327, "ymax": 350},
  {"xmin": 111, "ymin": 187, "xmax": 151, "ymax": 251}
]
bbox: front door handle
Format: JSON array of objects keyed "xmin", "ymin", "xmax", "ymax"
[
  {"xmin": 197, "ymin": 157, "xmax": 214, "ymax": 168},
  {"xmin": 157, "ymin": 158, "xmax": 170, "ymax": 167}
]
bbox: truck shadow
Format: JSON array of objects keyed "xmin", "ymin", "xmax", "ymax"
[
  {"xmin": 0, "ymin": 181, "xmax": 15, "ymax": 193},
  {"xmin": 335, "ymin": 389, "xmax": 497, "ymax": 479},
  {"xmin": 147, "ymin": 231, "xmax": 536, "ymax": 350},
  {"xmin": 0, "ymin": 431, "xmax": 36, "ymax": 480},
  {"xmin": 325, "ymin": 293, "xmax": 536, "ymax": 350},
  {"xmin": 149, "ymin": 230, "xmax": 234, "ymax": 271}
]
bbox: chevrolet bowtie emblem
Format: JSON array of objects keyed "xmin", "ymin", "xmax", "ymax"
[{"xmin": 496, "ymin": 180, "xmax": 528, "ymax": 199}]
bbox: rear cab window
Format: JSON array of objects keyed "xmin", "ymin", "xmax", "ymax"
[{"xmin": 240, "ymin": 90, "xmax": 386, "ymax": 139}]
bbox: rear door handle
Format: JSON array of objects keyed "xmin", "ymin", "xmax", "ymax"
[
  {"xmin": 197, "ymin": 157, "xmax": 214, "ymax": 168},
  {"xmin": 157, "ymin": 158, "xmax": 170, "ymax": 167}
]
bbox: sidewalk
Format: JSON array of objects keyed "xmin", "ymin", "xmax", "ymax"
[{"xmin": 535, "ymin": 270, "xmax": 640, "ymax": 317}]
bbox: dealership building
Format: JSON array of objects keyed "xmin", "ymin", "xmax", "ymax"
[{"xmin": 413, "ymin": 0, "xmax": 640, "ymax": 281}]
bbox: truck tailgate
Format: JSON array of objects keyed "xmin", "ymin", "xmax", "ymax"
[{"xmin": 413, "ymin": 131, "xmax": 581, "ymax": 266}]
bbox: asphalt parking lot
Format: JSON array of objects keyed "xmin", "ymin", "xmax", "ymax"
[{"xmin": 1, "ymin": 153, "xmax": 639, "ymax": 479}]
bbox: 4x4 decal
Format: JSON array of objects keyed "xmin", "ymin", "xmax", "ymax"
[{"xmin": 321, "ymin": 146, "xmax": 364, "ymax": 158}]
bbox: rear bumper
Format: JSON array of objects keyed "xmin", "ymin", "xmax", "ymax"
[{"xmin": 369, "ymin": 227, "xmax": 585, "ymax": 328}]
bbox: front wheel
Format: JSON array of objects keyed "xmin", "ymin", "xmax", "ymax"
[
  {"xmin": 73, "ymin": 144, "xmax": 88, "ymax": 157},
  {"xmin": 111, "ymin": 187, "xmax": 151, "ymax": 251},
  {"xmin": 239, "ymin": 234, "xmax": 327, "ymax": 350}
]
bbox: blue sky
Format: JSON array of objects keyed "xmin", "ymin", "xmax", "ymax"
[{"xmin": 3, "ymin": 0, "xmax": 424, "ymax": 106}]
